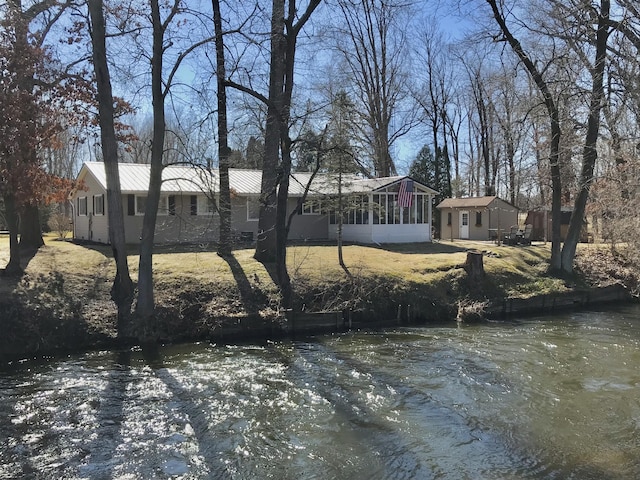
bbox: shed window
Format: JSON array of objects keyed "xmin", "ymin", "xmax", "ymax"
[
  {"xmin": 94, "ymin": 194, "xmax": 104, "ymax": 215},
  {"xmin": 447, "ymin": 212, "xmax": 452, "ymax": 225},
  {"xmin": 475, "ymin": 211, "xmax": 482, "ymax": 226},
  {"xmin": 78, "ymin": 197, "xmax": 87, "ymax": 216}
]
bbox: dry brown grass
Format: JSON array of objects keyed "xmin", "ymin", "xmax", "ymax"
[{"xmin": 0, "ymin": 235, "xmax": 600, "ymax": 302}]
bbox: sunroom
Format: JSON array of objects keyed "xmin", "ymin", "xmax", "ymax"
[{"xmin": 326, "ymin": 177, "xmax": 438, "ymax": 244}]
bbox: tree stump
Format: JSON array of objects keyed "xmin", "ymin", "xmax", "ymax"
[{"xmin": 463, "ymin": 250, "xmax": 485, "ymax": 283}]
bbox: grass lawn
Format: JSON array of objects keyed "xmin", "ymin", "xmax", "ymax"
[{"xmin": 0, "ymin": 233, "xmax": 573, "ymax": 300}]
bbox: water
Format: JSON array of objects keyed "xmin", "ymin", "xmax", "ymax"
[{"xmin": 1, "ymin": 305, "xmax": 640, "ymax": 479}]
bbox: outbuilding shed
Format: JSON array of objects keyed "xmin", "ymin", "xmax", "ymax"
[{"xmin": 436, "ymin": 196, "xmax": 518, "ymax": 241}]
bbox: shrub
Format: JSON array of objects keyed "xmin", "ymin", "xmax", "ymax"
[{"xmin": 48, "ymin": 212, "xmax": 72, "ymax": 239}]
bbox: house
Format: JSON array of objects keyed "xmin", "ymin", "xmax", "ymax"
[
  {"xmin": 70, "ymin": 162, "xmax": 438, "ymax": 245},
  {"xmin": 436, "ymin": 196, "xmax": 518, "ymax": 241}
]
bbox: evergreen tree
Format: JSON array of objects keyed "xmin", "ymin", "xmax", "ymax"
[{"xmin": 408, "ymin": 144, "xmax": 452, "ymax": 232}]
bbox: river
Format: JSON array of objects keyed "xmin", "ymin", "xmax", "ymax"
[{"xmin": 1, "ymin": 305, "xmax": 639, "ymax": 479}]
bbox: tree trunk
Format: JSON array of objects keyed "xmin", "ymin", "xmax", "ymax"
[
  {"xmin": 9, "ymin": 0, "xmax": 43, "ymax": 254},
  {"xmin": 136, "ymin": 0, "xmax": 166, "ymax": 320},
  {"xmin": 19, "ymin": 203, "xmax": 44, "ymax": 250},
  {"xmin": 254, "ymin": 0, "xmax": 286, "ymax": 264},
  {"xmin": 88, "ymin": 0, "xmax": 135, "ymax": 329},
  {"xmin": 3, "ymin": 193, "xmax": 22, "ymax": 275},
  {"xmin": 212, "ymin": 0, "xmax": 232, "ymax": 257},
  {"xmin": 275, "ymin": 148, "xmax": 292, "ymax": 308},
  {"xmin": 463, "ymin": 250, "xmax": 484, "ymax": 285},
  {"xmin": 560, "ymin": 0, "xmax": 609, "ymax": 274},
  {"xmin": 337, "ymin": 166, "xmax": 351, "ymax": 278}
]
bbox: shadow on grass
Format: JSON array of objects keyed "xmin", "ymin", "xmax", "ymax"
[
  {"xmin": 219, "ymin": 253, "xmax": 264, "ymax": 318},
  {"xmin": 0, "ymin": 245, "xmax": 40, "ymax": 290},
  {"xmin": 73, "ymin": 239, "xmax": 473, "ymax": 257},
  {"xmin": 73, "ymin": 239, "xmax": 263, "ymax": 259}
]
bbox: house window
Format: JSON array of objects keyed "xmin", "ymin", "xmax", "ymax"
[
  {"xmin": 329, "ymin": 195, "xmax": 370, "ymax": 225},
  {"xmin": 476, "ymin": 211, "xmax": 482, "ymax": 226},
  {"xmin": 416, "ymin": 195, "xmax": 426, "ymax": 224},
  {"xmin": 354, "ymin": 195, "xmax": 368, "ymax": 224},
  {"xmin": 198, "ymin": 195, "xmax": 217, "ymax": 215},
  {"xmin": 302, "ymin": 200, "xmax": 321, "ymax": 215},
  {"xmin": 401, "ymin": 204, "xmax": 414, "ymax": 224},
  {"xmin": 94, "ymin": 194, "xmax": 104, "ymax": 216},
  {"xmin": 78, "ymin": 197, "xmax": 87, "ymax": 216},
  {"xmin": 135, "ymin": 195, "xmax": 169, "ymax": 215},
  {"xmin": 135, "ymin": 196, "xmax": 147, "ymax": 215},
  {"xmin": 387, "ymin": 194, "xmax": 400, "ymax": 224},
  {"xmin": 247, "ymin": 197, "xmax": 260, "ymax": 221},
  {"xmin": 372, "ymin": 194, "xmax": 386, "ymax": 224},
  {"xmin": 158, "ymin": 196, "xmax": 169, "ymax": 215},
  {"xmin": 447, "ymin": 212, "xmax": 452, "ymax": 225}
]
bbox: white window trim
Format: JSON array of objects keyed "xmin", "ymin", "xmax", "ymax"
[
  {"xmin": 78, "ymin": 196, "xmax": 88, "ymax": 216},
  {"xmin": 247, "ymin": 197, "xmax": 260, "ymax": 221},
  {"xmin": 302, "ymin": 199, "xmax": 321, "ymax": 215},
  {"xmin": 135, "ymin": 195, "xmax": 169, "ymax": 216},
  {"xmin": 94, "ymin": 194, "xmax": 104, "ymax": 216}
]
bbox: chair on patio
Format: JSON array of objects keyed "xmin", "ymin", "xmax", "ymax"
[{"xmin": 502, "ymin": 225, "xmax": 519, "ymax": 245}]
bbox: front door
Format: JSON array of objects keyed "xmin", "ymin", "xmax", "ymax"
[{"xmin": 459, "ymin": 210, "xmax": 469, "ymax": 239}]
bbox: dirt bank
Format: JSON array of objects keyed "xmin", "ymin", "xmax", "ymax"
[{"xmin": 0, "ymin": 240, "xmax": 637, "ymax": 363}]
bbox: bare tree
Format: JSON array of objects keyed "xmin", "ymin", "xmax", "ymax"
[
  {"xmin": 559, "ymin": 0, "xmax": 610, "ymax": 273},
  {"xmin": 226, "ymin": 0, "xmax": 321, "ymax": 309},
  {"xmin": 272, "ymin": 0, "xmax": 322, "ymax": 308},
  {"xmin": 212, "ymin": 0, "xmax": 231, "ymax": 257},
  {"xmin": 137, "ymin": 0, "xmax": 215, "ymax": 319},
  {"xmin": 87, "ymin": 0, "xmax": 135, "ymax": 327},
  {"xmin": 413, "ymin": 21, "xmax": 454, "ymax": 200},
  {"xmin": 486, "ymin": 0, "xmax": 563, "ymax": 270},
  {"xmin": 335, "ymin": 0, "xmax": 411, "ymax": 177}
]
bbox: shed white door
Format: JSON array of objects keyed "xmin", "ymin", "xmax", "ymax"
[{"xmin": 459, "ymin": 210, "xmax": 469, "ymax": 239}]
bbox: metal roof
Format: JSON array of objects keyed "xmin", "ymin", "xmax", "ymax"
[{"xmin": 79, "ymin": 162, "xmax": 437, "ymax": 197}]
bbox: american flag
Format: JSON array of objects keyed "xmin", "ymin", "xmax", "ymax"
[{"xmin": 398, "ymin": 178, "xmax": 414, "ymax": 208}]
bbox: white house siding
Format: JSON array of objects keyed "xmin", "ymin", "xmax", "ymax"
[
  {"xmin": 328, "ymin": 223, "xmax": 373, "ymax": 243},
  {"xmin": 72, "ymin": 173, "xmax": 110, "ymax": 243},
  {"xmin": 329, "ymin": 224, "xmax": 431, "ymax": 243},
  {"xmin": 372, "ymin": 224, "xmax": 431, "ymax": 243}
]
